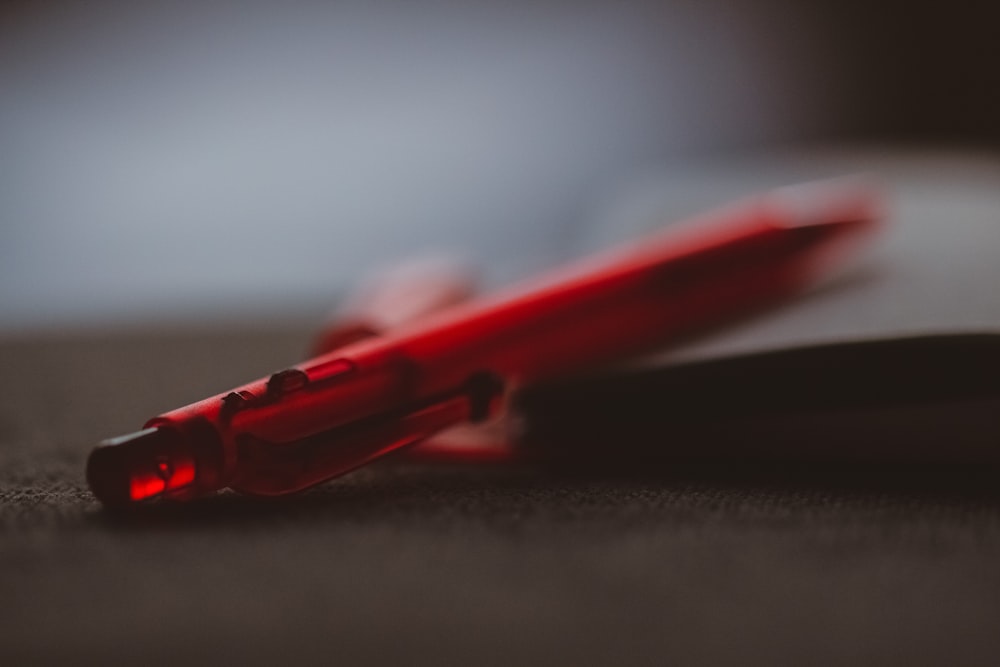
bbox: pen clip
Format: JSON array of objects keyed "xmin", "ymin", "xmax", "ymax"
[{"xmin": 228, "ymin": 373, "xmax": 503, "ymax": 495}]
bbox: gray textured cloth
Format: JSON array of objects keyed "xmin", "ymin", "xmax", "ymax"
[{"xmin": 3, "ymin": 326, "xmax": 1000, "ymax": 667}]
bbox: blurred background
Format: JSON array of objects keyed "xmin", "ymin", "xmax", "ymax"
[{"xmin": 2, "ymin": 0, "xmax": 998, "ymax": 333}]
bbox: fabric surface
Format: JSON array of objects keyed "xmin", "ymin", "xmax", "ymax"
[{"xmin": 2, "ymin": 330, "xmax": 1000, "ymax": 666}]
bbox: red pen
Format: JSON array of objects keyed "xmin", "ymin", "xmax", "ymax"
[{"xmin": 86, "ymin": 181, "xmax": 881, "ymax": 506}]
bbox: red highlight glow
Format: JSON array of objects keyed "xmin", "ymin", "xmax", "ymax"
[
  {"xmin": 127, "ymin": 455, "xmax": 196, "ymax": 501},
  {"xmin": 129, "ymin": 475, "xmax": 166, "ymax": 502}
]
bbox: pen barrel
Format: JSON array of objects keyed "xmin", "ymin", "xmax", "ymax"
[
  {"xmin": 145, "ymin": 184, "xmax": 879, "ymax": 498},
  {"xmin": 367, "ymin": 207, "xmax": 866, "ymax": 389},
  {"xmin": 212, "ymin": 208, "xmax": 863, "ymax": 441}
]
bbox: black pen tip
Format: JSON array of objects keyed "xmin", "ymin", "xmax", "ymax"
[{"xmin": 87, "ymin": 427, "xmax": 194, "ymax": 507}]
